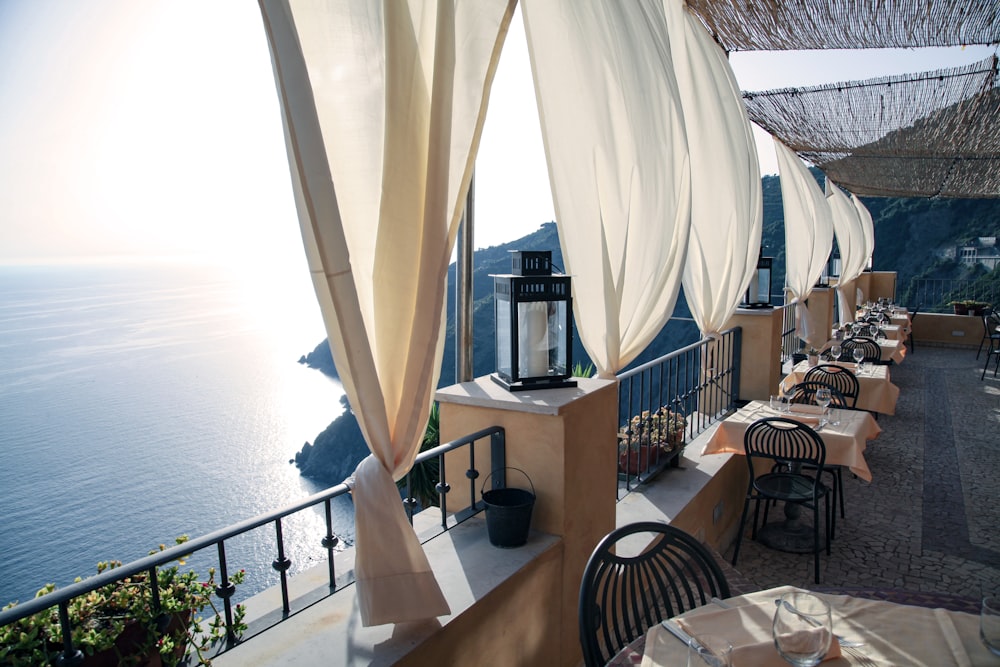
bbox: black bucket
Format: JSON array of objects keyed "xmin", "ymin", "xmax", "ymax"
[{"xmin": 481, "ymin": 468, "xmax": 535, "ymax": 548}]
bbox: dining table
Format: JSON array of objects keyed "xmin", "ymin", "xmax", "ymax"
[
  {"xmin": 781, "ymin": 360, "xmax": 900, "ymax": 415},
  {"xmin": 608, "ymin": 585, "xmax": 997, "ymax": 666},
  {"xmin": 701, "ymin": 401, "xmax": 880, "ymax": 483},
  {"xmin": 823, "ymin": 336, "xmax": 907, "ymax": 365}
]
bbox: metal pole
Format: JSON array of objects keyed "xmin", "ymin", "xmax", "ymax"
[{"xmin": 456, "ymin": 172, "xmax": 475, "ymax": 383}]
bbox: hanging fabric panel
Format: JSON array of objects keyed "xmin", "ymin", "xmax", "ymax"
[
  {"xmin": 668, "ymin": 0, "xmax": 763, "ymax": 338},
  {"xmin": 775, "ymin": 138, "xmax": 833, "ymax": 350},
  {"xmin": 827, "ymin": 179, "xmax": 867, "ymax": 323},
  {"xmin": 522, "ymin": 0, "xmax": 691, "ymax": 377},
  {"xmin": 852, "ymin": 193, "xmax": 876, "ymax": 273},
  {"xmin": 258, "ymin": 0, "xmax": 515, "ymax": 626}
]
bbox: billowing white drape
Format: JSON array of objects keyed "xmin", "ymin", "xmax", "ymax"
[
  {"xmin": 521, "ymin": 0, "xmax": 691, "ymax": 377},
  {"xmin": 775, "ymin": 139, "xmax": 833, "ymax": 350},
  {"xmin": 259, "ymin": 0, "xmax": 515, "ymax": 626},
  {"xmin": 852, "ymin": 193, "xmax": 875, "ymax": 273},
  {"xmin": 826, "ymin": 179, "xmax": 867, "ymax": 323},
  {"xmin": 668, "ymin": 0, "xmax": 762, "ymax": 337}
]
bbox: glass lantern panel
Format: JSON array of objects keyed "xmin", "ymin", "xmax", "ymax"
[
  {"xmin": 496, "ymin": 299, "xmax": 512, "ymax": 379},
  {"xmin": 517, "ymin": 300, "xmax": 566, "ymax": 378},
  {"xmin": 755, "ymin": 267, "xmax": 771, "ymax": 301}
]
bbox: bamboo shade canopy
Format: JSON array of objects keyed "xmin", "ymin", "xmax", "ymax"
[
  {"xmin": 685, "ymin": 1, "xmax": 1000, "ymax": 52},
  {"xmin": 742, "ymin": 56, "xmax": 1000, "ymax": 198}
]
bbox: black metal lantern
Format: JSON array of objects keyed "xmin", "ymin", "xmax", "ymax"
[
  {"xmin": 829, "ymin": 245, "xmax": 842, "ymax": 280},
  {"xmin": 741, "ymin": 249, "xmax": 773, "ymax": 308},
  {"xmin": 491, "ymin": 251, "xmax": 576, "ymax": 392}
]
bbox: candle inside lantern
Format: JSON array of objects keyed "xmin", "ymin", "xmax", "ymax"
[{"xmin": 519, "ymin": 301, "xmax": 549, "ymax": 377}]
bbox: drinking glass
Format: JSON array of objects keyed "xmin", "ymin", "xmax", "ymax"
[
  {"xmin": 814, "ymin": 387, "xmax": 832, "ymax": 426},
  {"xmin": 852, "ymin": 347, "xmax": 865, "ymax": 371},
  {"xmin": 688, "ymin": 633, "xmax": 733, "ymax": 667},
  {"xmin": 830, "ymin": 345, "xmax": 842, "ymax": 363},
  {"xmin": 982, "ymin": 596, "xmax": 1000, "ymax": 656},
  {"xmin": 772, "ymin": 592, "xmax": 833, "ymax": 667},
  {"xmin": 868, "ymin": 323, "xmax": 878, "ymax": 338}
]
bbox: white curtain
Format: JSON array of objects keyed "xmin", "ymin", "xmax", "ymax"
[
  {"xmin": 775, "ymin": 139, "xmax": 833, "ymax": 350},
  {"xmin": 852, "ymin": 193, "xmax": 875, "ymax": 274},
  {"xmin": 826, "ymin": 179, "xmax": 867, "ymax": 323},
  {"xmin": 668, "ymin": 0, "xmax": 763, "ymax": 338},
  {"xmin": 258, "ymin": 0, "xmax": 515, "ymax": 626},
  {"xmin": 521, "ymin": 0, "xmax": 691, "ymax": 377}
]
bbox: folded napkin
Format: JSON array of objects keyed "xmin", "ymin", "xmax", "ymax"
[
  {"xmin": 789, "ymin": 404, "xmax": 824, "ymax": 415},
  {"xmin": 677, "ymin": 604, "xmax": 841, "ymax": 666},
  {"xmin": 831, "ymin": 361, "xmax": 858, "ymax": 370}
]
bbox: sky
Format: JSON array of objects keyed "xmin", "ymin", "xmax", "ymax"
[{"xmin": 0, "ymin": 2, "xmax": 995, "ymax": 265}]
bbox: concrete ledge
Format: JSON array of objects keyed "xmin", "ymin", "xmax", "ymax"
[
  {"xmin": 615, "ymin": 420, "xmax": 746, "ymax": 552},
  {"xmin": 214, "ymin": 518, "xmax": 560, "ymax": 667}
]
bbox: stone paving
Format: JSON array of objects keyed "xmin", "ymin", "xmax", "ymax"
[{"xmin": 724, "ymin": 345, "xmax": 1000, "ymax": 599}]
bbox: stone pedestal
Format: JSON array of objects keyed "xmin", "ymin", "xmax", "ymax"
[
  {"xmin": 724, "ymin": 307, "xmax": 784, "ymax": 401},
  {"xmin": 436, "ymin": 376, "xmax": 618, "ymax": 666}
]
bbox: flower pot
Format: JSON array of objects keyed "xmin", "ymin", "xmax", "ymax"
[
  {"xmin": 618, "ymin": 443, "xmax": 661, "ymax": 475},
  {"xmin": 953, "ymin": 303, "xmax": 969, "ymax": 315},
  {"xmin": 81, "ymin": 610, "xmax": 191, "ymax": 667}
]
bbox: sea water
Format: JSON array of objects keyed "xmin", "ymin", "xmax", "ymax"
[{"xmin": 0, "ymin": 262, "xmax": 354, "ymax": 606}]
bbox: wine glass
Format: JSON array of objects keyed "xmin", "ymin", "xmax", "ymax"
[
  {"xmin": 868, "ymin": 323, "xmax": 878, "ymax": 338},
  {"xmin": 772, "ymin": 592, "xmax": 833, "ymax": 667},
  {"xmin": 830, "ymin": 345, "xmax": 842, "ymax": 363},
  {"xmin": 814, "ymin": 387, "xmax": 832, "ymax": 426},
  {"xmin": 852, "ymin": 347, "xmax": 865, "ymax": 371}
]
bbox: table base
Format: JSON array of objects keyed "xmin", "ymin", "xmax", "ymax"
[{"xmin": 756, "ymin": 519, "xmax": 821, "ymax": 554}]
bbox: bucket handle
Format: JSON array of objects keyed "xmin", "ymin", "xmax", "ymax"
[{"xmin": 481, "ymin": 467, "xmax": 535, "ymax": 498}]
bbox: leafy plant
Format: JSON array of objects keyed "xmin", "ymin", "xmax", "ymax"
[
  {"xmin": 617, "ymin": 406, "xmax": 687, "ymax": 455},
  {"xmin": 571, "ymin": 362, "xmax": 595, "ymax": 378},
  {"xmin": 397, "ymin": 402, "xmax": 441, "ymax": 509},
  {"xmin": 0, "ymin": 537, "xmax": 247, "ymax": 667}
]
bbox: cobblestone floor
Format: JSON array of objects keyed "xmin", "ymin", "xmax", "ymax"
[{"xmin": 724, "ymin": 345, "xmax": 1000, "ymax": 599}]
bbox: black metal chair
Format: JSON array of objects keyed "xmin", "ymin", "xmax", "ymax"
[
  {"xmin": 578, "ymin": 521, "xmax": 730, "ymax": 666},
  {"xmin": 803, "ymin": 364, "xmax": 860, "ymax": 409},
  {"xmin": 982, "ymin": 330, "xmax": 1000, "ymax": 380},
  {"xmin": 977, "ymin": 309, "xmax": 1000, "ymax": 360},
  {"xmin": 732, "ymin": 417, "xmax": 832, "ymax": 584},
  {"xmin": 907, "ymin": 305, "xmax": 921, "ymax": 352},
  {"xmin": 788, "ymin": 376, "xmax": 855, "ymax": 522},
  {"xmin": 840, "ymin": 336, "xmax": 883, "ymax": 365}
]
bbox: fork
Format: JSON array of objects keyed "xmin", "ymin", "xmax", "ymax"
[{"xmin": 841, "ymin": 643, "xmax": 876, "ymax": 666}]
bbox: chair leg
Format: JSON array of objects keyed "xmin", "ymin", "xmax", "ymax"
[
  {"xmin": 732, "ymin": 497, "xmax": 752, "ymax": 566},
  {"xmin": 836, "ymin": 468, "xmax": 845, "ymax": 519}
]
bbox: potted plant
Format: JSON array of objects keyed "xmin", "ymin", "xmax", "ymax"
[
  {"xmin": 617, "ymin": 406, "xmax": 687, "ymax": 474},
  {"xmin": 0, "ymin": 536, "xmax": 247, "ymax": 667},
  {"xmin": 397, "ymin": 402, "xmax": 441, "ymax": 510},
  {"xmin": 807, "ymin": 347, "xmax": 820, "ymax": 366}
]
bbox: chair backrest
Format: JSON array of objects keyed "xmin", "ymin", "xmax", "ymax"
[
  {"xmin": 578, "ymin": 522, "xmax": 731, "ymax": 667},
  {"xmin": 840, "ymin": 336, "xmax": 882, "ymax": 364},
  {"xmin": 743, "ymin": 417, "xmax": 827, "ymax": 475},
  {"xmin": 786, "ymin": 380, "xmax": 849, "ymax": 409},
  {"xmin": 803, "ymin": 364, "xmax": 860, "ymax": 407}
]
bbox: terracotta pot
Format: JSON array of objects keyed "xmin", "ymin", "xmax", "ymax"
[{"xmin": 618, "ymin": 444, "xmax": 661, "ymax": 475}]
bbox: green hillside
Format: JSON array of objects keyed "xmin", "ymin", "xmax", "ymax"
[{"xmin": 295, "ymin": 178, "xmax": 1000, "ymax": 484}]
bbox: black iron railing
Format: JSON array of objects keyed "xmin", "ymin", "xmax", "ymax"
[
  {"xmin": 615, "ymin": 327, "xmax": 741, "ymax": 498},
  {"xmin": 0, "ymin": 426, "xmax": 504, "ymax": 665},
  {"xmin": 901, "ymin": 277, "xmax": 1000, "ymax": 312},
  {"xmin": 779, "ymin": 303, "xmax": 798, "ymax": 364}
]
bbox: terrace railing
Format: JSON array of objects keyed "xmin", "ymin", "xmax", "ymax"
[
  {"xmin": 0, "ymin": 426, "xmax": 504, "ymax": 665},
  {"xmin": 901, "ymin": 277, "xmax": 1000, "ymax": 312},
  {"xmin": 615, "ymin": 326, "xmax": 741, "ymax": 499}
]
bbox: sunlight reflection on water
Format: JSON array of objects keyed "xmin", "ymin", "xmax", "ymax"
[{"xmin": 0, "ymin": 263, "xmax": 355, "ymax": 604}]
